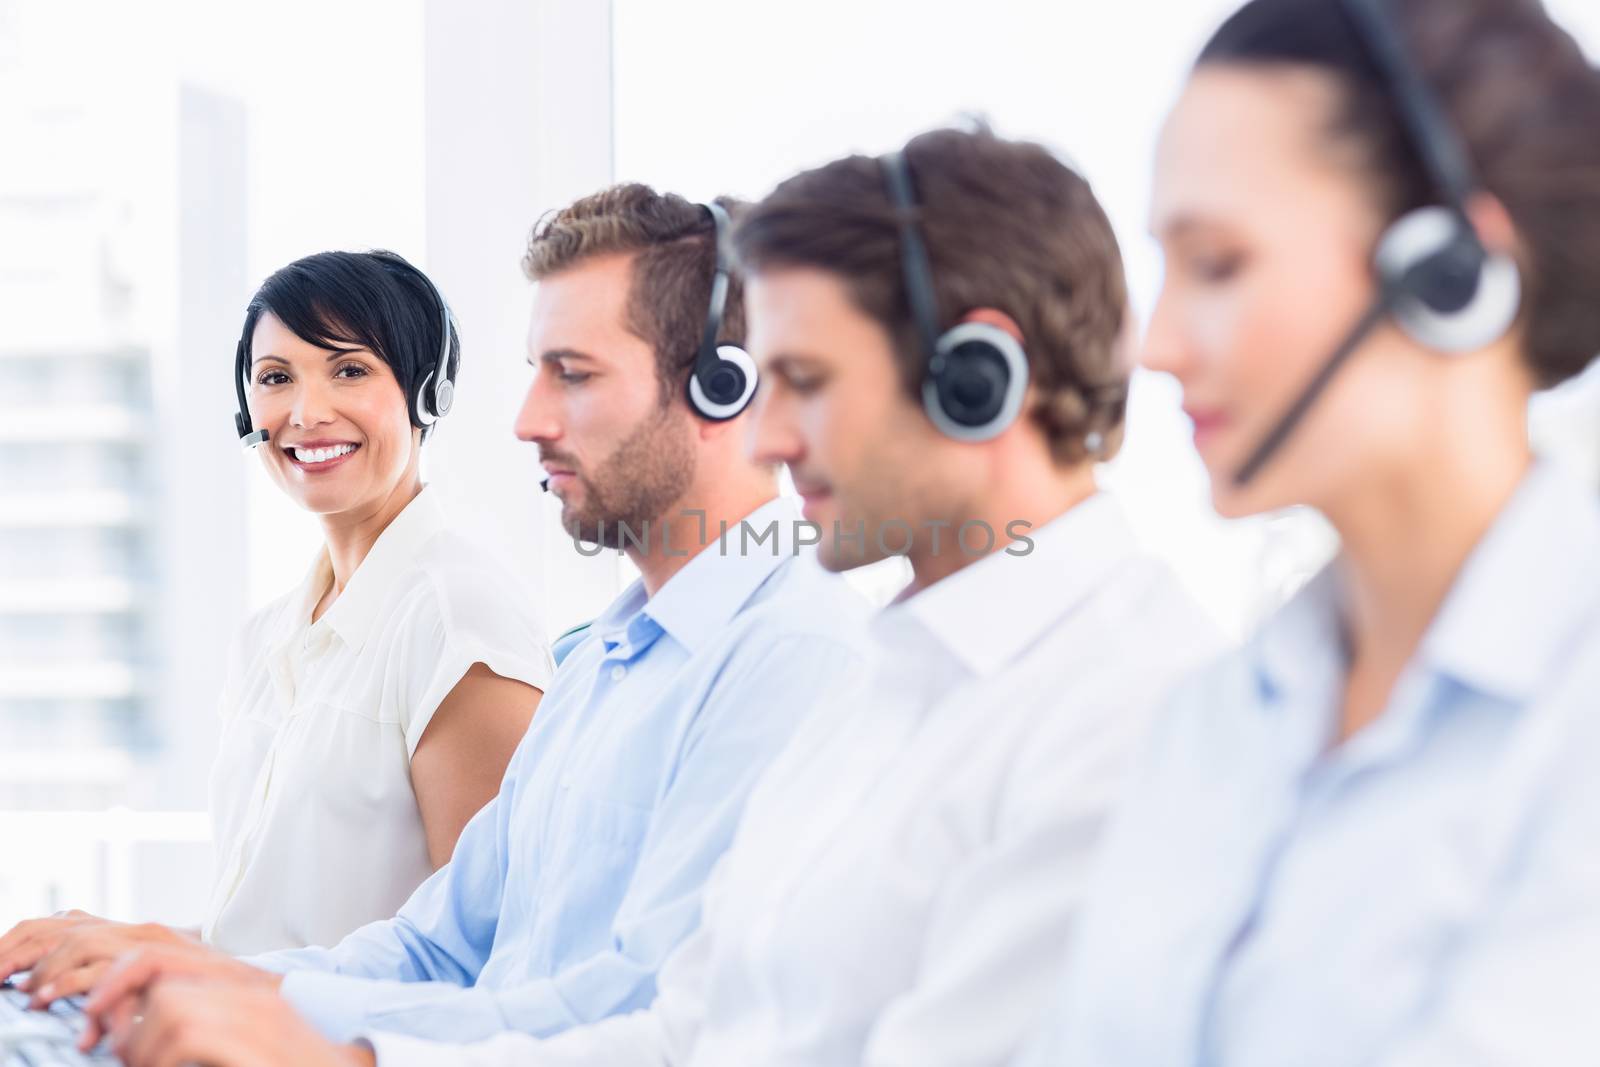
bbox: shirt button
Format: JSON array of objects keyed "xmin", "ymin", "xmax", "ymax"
[{"xmin": 610, "ymin": 664, "xmax": 627, "ymax": 682}]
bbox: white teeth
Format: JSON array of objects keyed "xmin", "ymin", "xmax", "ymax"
[{"xmin": 292, "ymin": 444, "xmax": 356, "ymax": 464}]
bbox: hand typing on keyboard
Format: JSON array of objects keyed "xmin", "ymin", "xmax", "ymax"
[
  {"xmin": 78, "ymin": 943, "xmax": 282, "ymax": 1054},
  {"xmin": 0, "ymin": 914, "xmax": 196, "ymax": 1010},
  {"xmin": 101, "ymin": 979, "xmax": 371, "ymax": 1067},
  {"xmin": 0, "ymin": 914, "xmax": 104, "ymax": 987}
]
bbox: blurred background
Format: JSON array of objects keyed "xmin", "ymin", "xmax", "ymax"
[{"xmin": 2, "ymin": 0, "xmax": 1597, "ymax": 928}]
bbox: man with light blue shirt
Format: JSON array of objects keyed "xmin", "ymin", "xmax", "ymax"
[{"xmin": 72, "ymin": 184, "xmax": 868, "ymax": 1048}]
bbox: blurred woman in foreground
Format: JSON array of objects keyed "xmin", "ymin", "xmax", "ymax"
[{"xmin": 1023, "ymin": 0, "xmax": 1600, "ymax": 1062}]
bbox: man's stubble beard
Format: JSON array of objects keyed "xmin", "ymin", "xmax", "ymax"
[{"xmin": 561, "ymin": 404, "xmax": 697, "ymax": 549}]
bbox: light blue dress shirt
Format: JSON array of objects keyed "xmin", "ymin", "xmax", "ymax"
[
  {"xmin": 250, "ymin": 498, "xmax": 870, "ymax": 1045},
  {"xmin": 1024, "ymin": 461, "xmax": 1600, "ymax": 1067}
]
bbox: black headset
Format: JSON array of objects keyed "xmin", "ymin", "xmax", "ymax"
[
  {"xmin": 233, "ymin": 253, "xmax": 458, "ymax": 449},
  {"xmin": 879, "ymin": 149, "xmax": 1030, "ymax": 442},
  {"xmin": 686, "ymin": 201, "xmax": 760, "ymax": 421},
  {"xmin": 1234, "ymin": 0, "xmax": 1523, "ymax": 485}
]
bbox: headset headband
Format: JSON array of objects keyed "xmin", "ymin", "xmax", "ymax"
[
  {"xmin": 879, "ymin": 151, "xmax": 945, "ymax": 364},
  {"xmin": 697, "ymin": 202, "xmax": 735, "ymax": 370},
  {"xmin": 1340, "ymin": 0, "xmax": 1481, "ymax": 216}
]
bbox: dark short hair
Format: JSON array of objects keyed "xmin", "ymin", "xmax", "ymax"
[
  {"xmin": 733, "ymin": 125, "xmax": 1131, "ymax": 466},
  {"xmin": 521, "ymin": 184, "xmax": 746, "ymax": 406},
  {"xmin": 241, "ymin": 250, "xmax": 460, "ymax": 439},
  {"xmin": 1200, "ymin": 0, "xmax": 1600, "ymax": 389}
]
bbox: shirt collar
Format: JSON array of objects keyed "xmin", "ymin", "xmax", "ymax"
[
  {"xmin": 596, "ymin": 497, "xmax": 801, "ymax": 656},
  {"xmin": 289, "ymin": 552, "xmax": 335, "ymax": 633},
  {"xmin": 878, "ymin": 492, "xmax": 1143, "ymax": 678},
  {"xmin": 1419, "ymin": 460, "xmax": 1600, "ymax": 704},
  {"xmin": 1254, "ymin": 461, "xmax": 1600, "ymax": 711},
  {"xmin": 1250, "ymin": 565, "xmax": 1347, "ymax": 712},
  {"xmin": 316, "ymin": 485, "xmax": 449, "ymax": 651}
]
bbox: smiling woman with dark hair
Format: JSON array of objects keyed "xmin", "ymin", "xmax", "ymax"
[{"xmin": 0, "ymin": 250, "xmax": 551, "ymax": 995}]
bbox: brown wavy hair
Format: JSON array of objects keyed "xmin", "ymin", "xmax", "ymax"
[
  {"xmin": 523, "ymin": 184, "xmax": 746, "ymax": 405},
  {"xmin": 733, "ymin": 125, "xmax": 1131, "ymax": 466}
]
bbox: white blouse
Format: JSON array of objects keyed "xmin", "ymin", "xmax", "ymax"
[{"xmin": 202, "ymin": 486, "xmax": 553, "ymax": 955}]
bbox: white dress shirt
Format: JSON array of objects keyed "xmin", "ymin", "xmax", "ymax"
[
  {"xmin": 204, "ymin": 486, "xmax": 553, "ymax": 955},
  {"xmin": 364, "ymin": 492, "xmax": 1226, "ymax": 1067},
  {"xmin": 1019, "ymin": 461, "xmax": 1600, "ymax": 1066}
]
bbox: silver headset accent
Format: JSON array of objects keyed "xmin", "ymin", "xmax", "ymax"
[{"xmin": 686, "ymin": 202, "xmax": 759, "ymax": 421}]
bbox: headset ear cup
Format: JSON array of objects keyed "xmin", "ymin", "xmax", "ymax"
[
  {"xmin": 422, "ymin": 281, "xmax": 456, "ymax": 426},
  {"xmin": 688, "ymin": 344, "xmax": 760, "ymax": 421},
  {"xmin": 415, "ymin": 370, "xmax": 442, "ymax": 426},
  {"xmin": 1376, "ymin": 206, "xmax": 1522, "ymax": 353},
  {"xmin": 1400, "ymin": 248, "xmax": 1521, "ymax": 352},
  {"xmin": 921, "ymin": 322, "xmax": 1030, "ymax": 442}
]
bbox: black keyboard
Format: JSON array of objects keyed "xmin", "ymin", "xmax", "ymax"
[{"xmin": 0, "ymin": 982, "xmax": 112, "ymax": 1067}]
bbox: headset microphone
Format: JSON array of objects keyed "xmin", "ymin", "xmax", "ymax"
[
  {"xmin": 1230, "ymin": 0, "xmax": 1522, "ymax": 487},
  {"xmin": 233, "ymin": 339, "xmax": 271, "ymax": 448},
  {"xmin": 1234, "ymin": 293, "xmax": 1393, "ymax": 486}
]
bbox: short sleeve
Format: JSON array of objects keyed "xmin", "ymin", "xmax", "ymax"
[{"xmin": 397, "ymin": 559, "xmax": 555, "ymax": 758}]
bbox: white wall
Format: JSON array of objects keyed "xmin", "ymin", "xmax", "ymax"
[
  {"xmin": 421, "ymin": 0, "xmax": 625, "ymax": 641},
  {"xmin": 223, "ymin": 0, "xmax": 626, "ymax": 635}
]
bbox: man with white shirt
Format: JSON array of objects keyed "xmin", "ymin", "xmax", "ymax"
[
  {"xmin": 93, "ymin": 128, "xmax": 1223, "ymax": 1067},
  {"xmin": 65, "ymin": 184, "xmax": 869, "ymax": 1050}
]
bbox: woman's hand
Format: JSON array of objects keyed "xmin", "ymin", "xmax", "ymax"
[
  {"xmin": 112, "ymin": 979, "xmax": 372, "ymax": 1067},
  {"xmin": 0, "ymin": 911, "xmax": 114, "ymax": 988},
  {"xmin": 19, "ymin": 919, "xmax": 195, "ymax": 1007}
]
